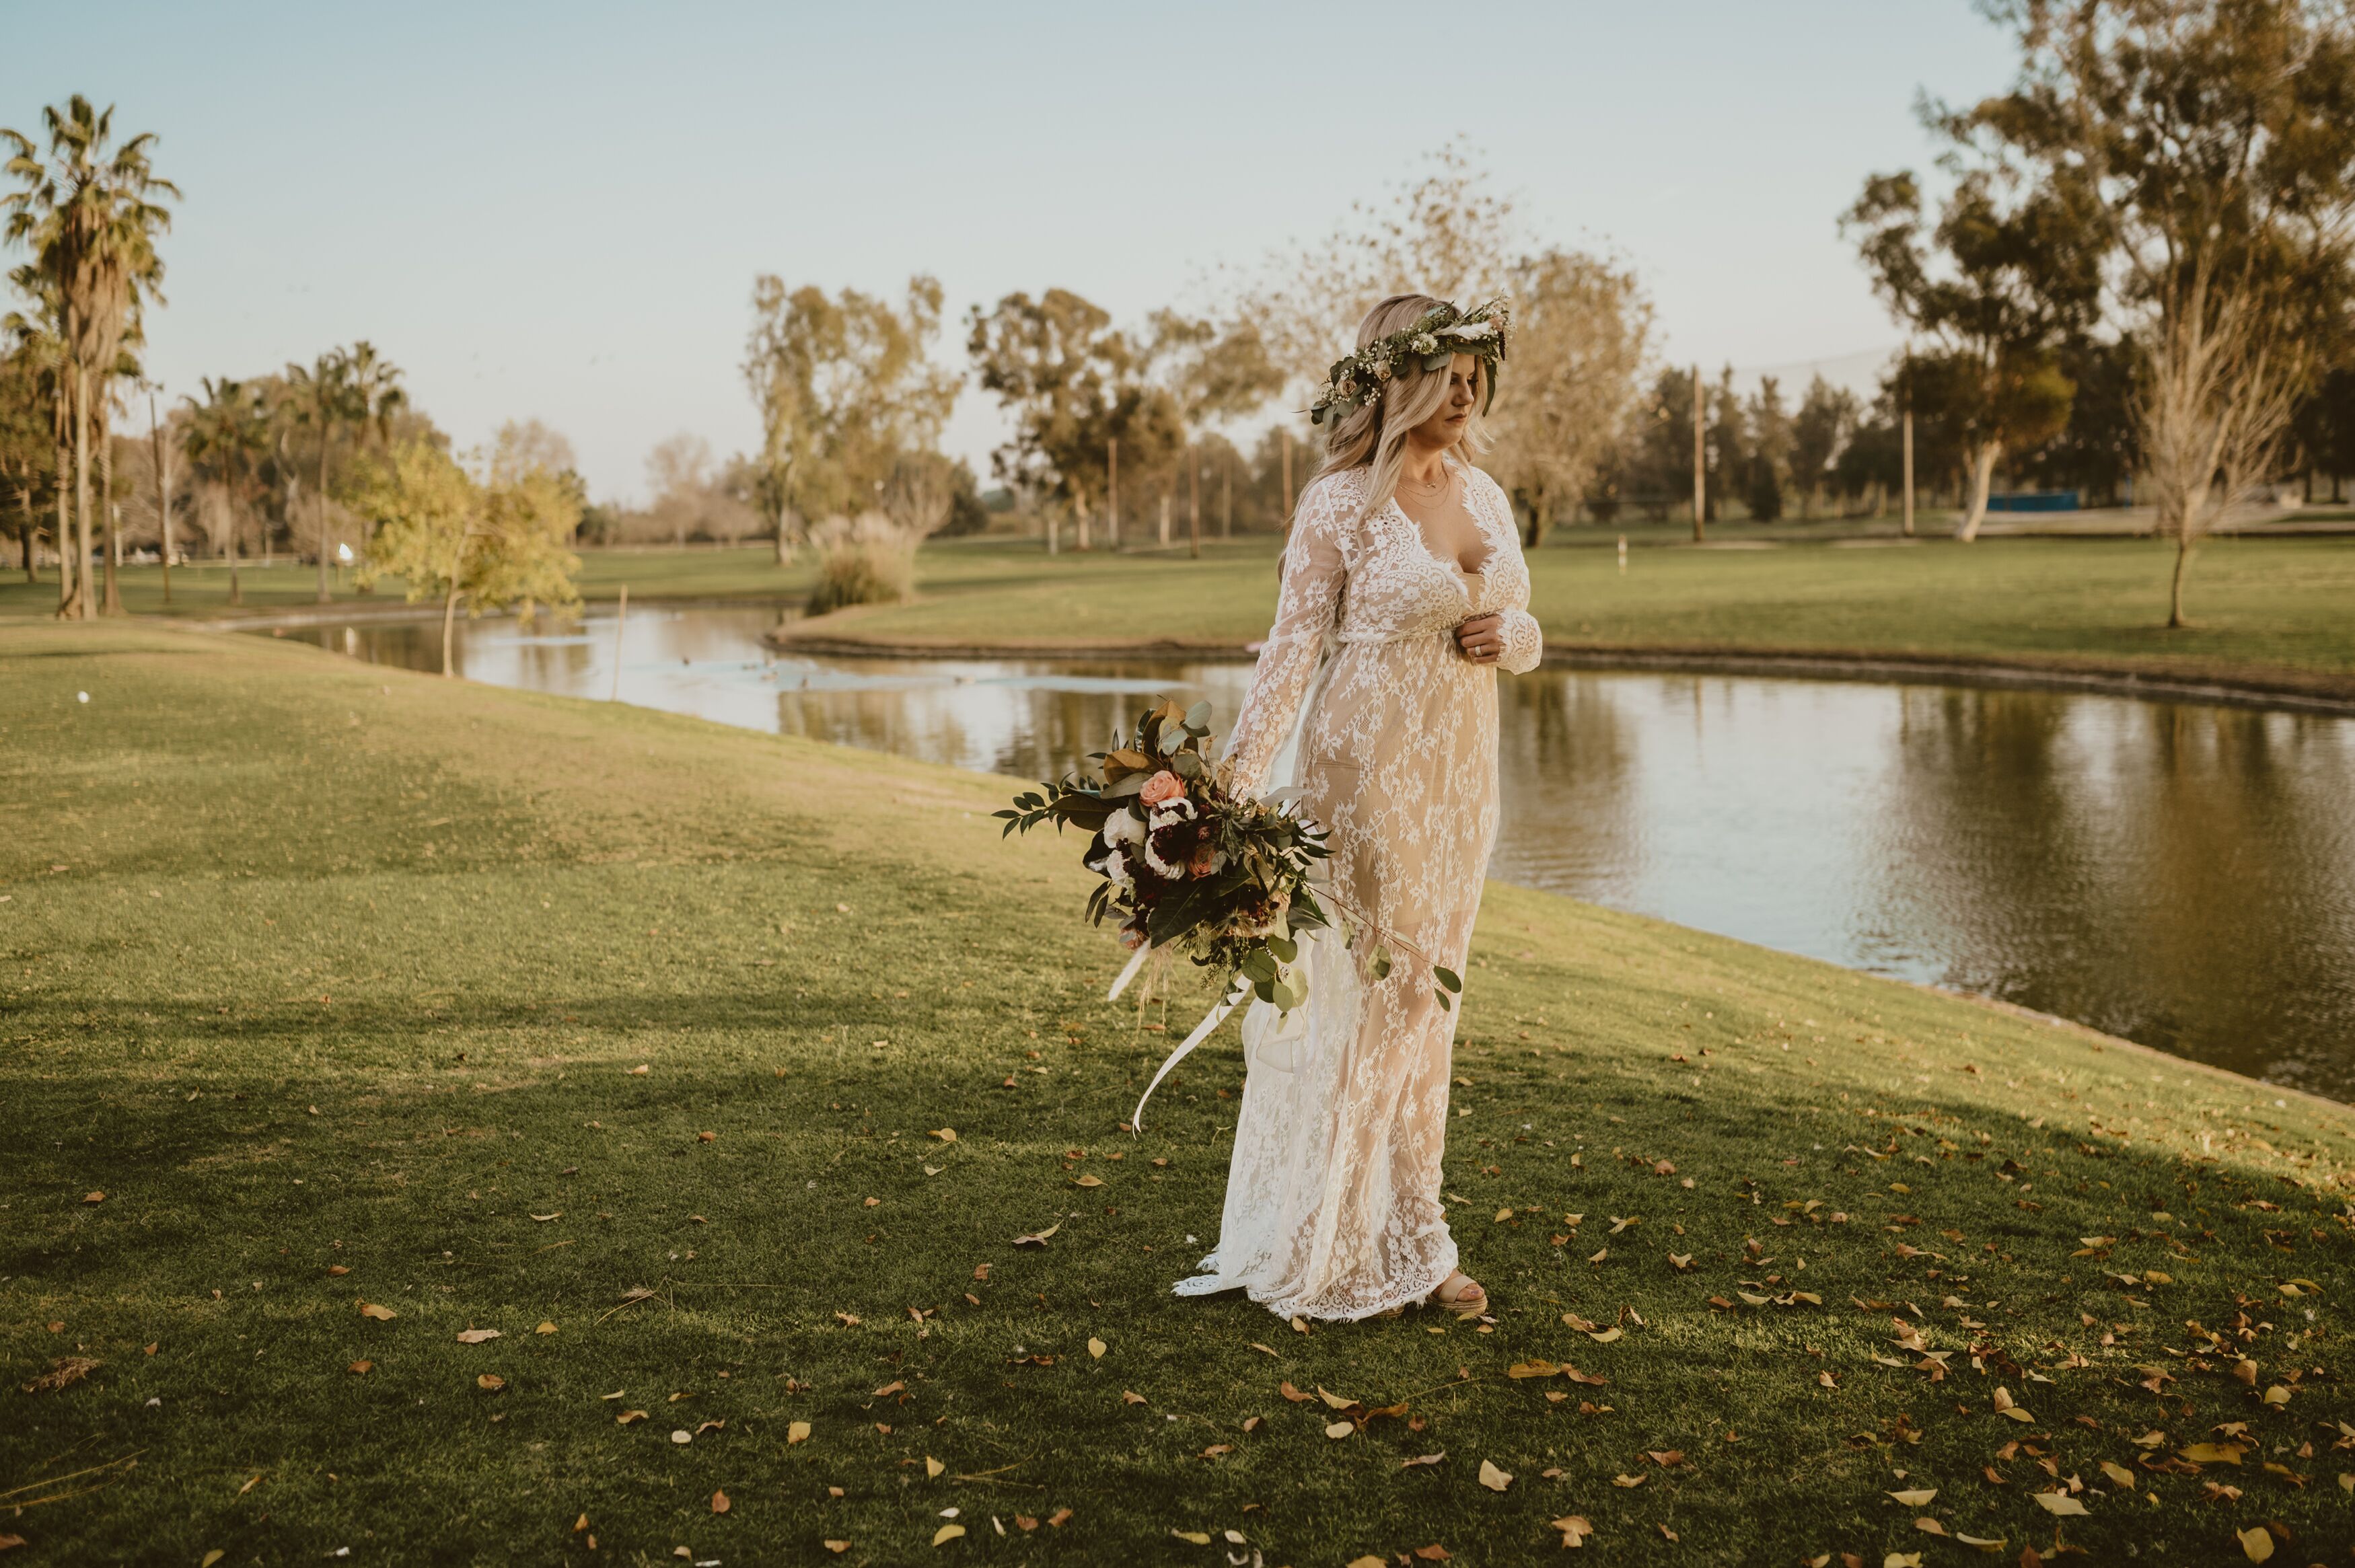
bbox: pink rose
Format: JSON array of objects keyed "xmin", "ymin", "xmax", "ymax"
[{"xmin": 1138, "ymin": 770, "xmax": 1184, "ymax": 805}]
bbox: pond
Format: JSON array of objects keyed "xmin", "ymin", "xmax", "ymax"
[{"xmin": 277, "ymin": 605, "xmax": 2355, "ymax": 1101}]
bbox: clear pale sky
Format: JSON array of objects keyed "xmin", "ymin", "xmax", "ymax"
[{"xmin": 3, "ymin": 1, "xmax": 2017, "ymax": 503}]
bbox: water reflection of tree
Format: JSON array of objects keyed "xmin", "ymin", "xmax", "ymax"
[
  {"xmin": 1862, "ymin": 687, "xmax": 2355, "ymax": 1089},
  {"xmin": 1490, "ymin": 671, "xmax": 1642, "ymax": 901}
]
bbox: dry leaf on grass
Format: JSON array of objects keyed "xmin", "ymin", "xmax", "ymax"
[
  {"xmin": 616, "ymin": 1410, "xmax": 647, "ymax": 1425},
  {"xmin": 1324, "ymin": 1421, "xmax": 1354, "ymax": 1440},
  {"xmin": 22, "ymin": 1357, "xmax": 100, "ymax": 1394},
  {"xmin": 711, "ymin": 1489, "xmax": 729, "ymax": 1514},
  {"xmin": 787, "ymin": 1421, "xmax": 811, "ymax": 1444},
  {"xmin": 1122, "ymin": 1390, "xmax": 1147, "ymax": 1406},
  {"xmin": 2181, "ymin": 1443, "xmax": 2244, "ymax": 1465},
  {"xmin": 823, "ymin": 1544, "xmax": 850, "ymax": 1556},
  {"xmin": 1587, "ymin": 1327, "xmax": 1622, "ymax": 1343},
  {"xmin": 1011, "ymin": 1224, "xmax": 1058, "ymax": 1248},
  {"xmin": 1992, "ymin": 1386, "xmax": 2033, "ymax": 1423},
  {"xmin": 82, "ymin": 1191, "xmax": 104, "ymax": 1204},
  {"xmin": 933, "ymin": 1524, "xmax": 966, "ymax": 1546},
  {"xmin": 1611, "ymin": 1472, "xmax": 1644, "ymax": 1489},
  {"xmin": 1914, "ymin": 1518, "xmax": 1949, "ymax": 1536},
  {"xmin": 357, "ymin": 1302, "xmax": 396, "ymax": 1320},
  {"xmin": 456, "ymin": 1329, "xmax": 501, "ymax": 1345},
  {"xmin": 2100, "ymin": 1460, "xmax": 2136, "ymax": 1487},
  {"xmin": 530, "ymin": 1211, "xmax": 561, "ymax": 1222},
  {"xmin": 1478, "ymin": 1460, "xmax": 1512, "ymax": 1492},
  {"xmin": 347, "ymin": 1360, "xmax": 371, "ymax": 1375},
  {"xmin": 1088, "ymin": 1338, "xmax": 1106, "ymax": 1359},
  {"xmin": 2238, "ymin": 1526, "xmax": 2275, "ymax": 1562},
  {"xmin": 1402, "ymin": 1452, "xmax": 1445, "ymax": 1468},
  {"xmin": 1552, "ymin": 1516, "xmax": 1593, "ymax": 1548},
  {"xmin": 476, "ymin": 1374, "xmax": 505, "ymax": 1391},
  {"xmin": 326, "ymin": 1265, "xmax": 349, "ymax": 1277},
  {"xmin": 1887, "ymin": 1488, "xmax": 1936, "ymax": 1507},
  {"xmin": 2031, "ymin": 1491, "xmax": 2087, "ymax": 1516},
  {"xmin": 1171, "ymin": 1530, "xmax": 1210, "ymax": 1545}
]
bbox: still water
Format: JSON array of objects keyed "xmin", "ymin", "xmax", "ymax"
[{"xmin": 283, "ymin": 607, "xmax": 2355, "ymax": 1099}]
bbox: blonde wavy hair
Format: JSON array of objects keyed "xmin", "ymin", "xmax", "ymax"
[{"xmin": 1309, "ymin": 293, "xmax": 1493, "ymax": 523}]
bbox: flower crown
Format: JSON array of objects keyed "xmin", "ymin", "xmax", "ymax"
[{"xmin": 1307, "ymin": 297, "xmax": 1512, "ymax": 426}]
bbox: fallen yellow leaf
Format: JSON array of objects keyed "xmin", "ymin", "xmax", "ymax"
[
  {"xmin": 1552, "ymin": 1516, "xmax": 1593, "ymax": 1548},
  {"xmin": 1088, "ymin": 1337, "xmax": 1106, "ymax": 1359},
  {"xmin": 787, "ymin": 1420, "xmax": 811, "ymax": 1444},
  {"xmin": 476, "ymin": 1374, "xmax": 505, "ymax": 1391},
  {"xmin": 2031, "ymin": 1491, "xmax": 2087, "ymax": 1516},
  {"xmin": 1887, "ymin": 1488, "xmax": 1936, "ymax": 1507},
  {"xmin": 1324, "ymin": 1420, "xmax": 1354, "ymax": 1439},
  {"xmin": 711, "ymin": 1489, "xmax": 729, "ymax": 1514},
  {"xmin": 1494, "ymin": 1207, "xmax": 1514, "ymax": 1223},
  {"xmin": 824, "ymin": 1543, "xmax": 850, "ymax": 1556},
  {"xmin": 1478, "ymin": 1459, "xmax": 1512, "ymax": 1492},
  {"xmin": 2101, "ymin": 1460, "xmax": 2136, "ymax": 1487},
  {"xmin": 2239, "ymin": 1526, "xmax": 2275, "ymax": 1562},
  {"xmin": 1171, "ymin": 1530, "xmax": 1210, "ymax": 1544},
  {"xmin": 530, "ymin": 1212, "xmax": 561, "ymax": 1222},
  {"xmin": 1587, "ymin": 1327, "xmax": 1622, "ymax": 1343},
  {"xmin": 1611, "ymin": 1472, "xmax": 1645, "ymax": 1488},
  {"xmin": 929, "ymin": 1128, "xmax": 957, "ymax": 1143},
  {"xmin": 357, "ymin": 1302, "xmax": 396, "ymax": 1320},
  {"xmin": 925, "ymin": 1456, "xmax": 944, "ymax": 1478},
  {"xmin": 933, "ymin": 1523, "xmax": 966, "ymax": 1546},
  {"xmin": 456, "ymin": 1328, "xmax": 501, "ymax": 1345},
  {"xmin": 535, "ymin": 1320, "xmax": 557, "ymax": 1335}
]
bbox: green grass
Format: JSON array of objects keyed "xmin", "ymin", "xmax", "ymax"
[
  {"xmin": 16, "ymin": 529, "xmax": 2355, "ymax": 699},
  {"xmin": 4, "ymin": 623, "xmax": 2352, "ymax": 1565}
]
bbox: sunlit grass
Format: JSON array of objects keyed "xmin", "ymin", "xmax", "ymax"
[{"xmin": 1, "ymin": 623, "xmax": 2348, "ymax": 1563}]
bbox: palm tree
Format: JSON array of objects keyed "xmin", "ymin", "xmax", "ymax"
[
  {"xmin": 1, "ymin": 96, "xmax": 178, "ymax": 620},
  {"xmin": 282, "ymin": 350, "xmax": 354, "ymax": 603},
  {"xmin": 339, "ymin": 341, "xmax": 405, "ymax": 591},
  {"xmin": 181, "ymin": 377, "xmax": 268, "ymax": 607}
]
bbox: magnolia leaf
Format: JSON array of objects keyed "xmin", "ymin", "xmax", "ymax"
[
  {"xmin": 2100, "ymin": 1460, "xmax": 2136, "ymax": 1487},
  {"xmin": 1552, "ymin": 1516, "xmax": 1593, "ymax": 1548},
  {"xmin": 1588, "ymin": 1327, "xmax": 1623, "ymax": 1343}
]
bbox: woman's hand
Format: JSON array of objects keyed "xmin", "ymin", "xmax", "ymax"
[{"xmin": 1454, "ymin": 612, "xmax": 1505, "ymax": 665}]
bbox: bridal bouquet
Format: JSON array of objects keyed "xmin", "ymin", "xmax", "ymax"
[{"xmin": 995, "ymin": 699, "xmax": 1331, "ymax": 1010}]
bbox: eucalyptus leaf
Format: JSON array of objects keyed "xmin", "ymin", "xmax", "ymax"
[
  {"xmin": 1433, "ymin": 965, "xmax": 1462, "ymax": 994},
  {"xmin": 1184, "ymin": 700, "xmax": 1212, "ymax": 731},
  {"xmin": 1371, "ymin": 948, "xmax": 1393, "ymax": 980}
]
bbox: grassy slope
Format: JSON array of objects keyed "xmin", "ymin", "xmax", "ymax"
[{"xmin": 3, "ymin": 625, "xmax": 2352, "ymax": 1567}]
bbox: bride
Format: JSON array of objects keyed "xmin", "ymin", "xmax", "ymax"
[{"xmin": 1173, "ymin": 294, "xmax": 1542, "ymax": 1322}]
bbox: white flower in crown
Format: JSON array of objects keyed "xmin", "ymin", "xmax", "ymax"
[
  {"xmin": 1372, "ymin": 359, "xmax": 1393, "ymax": 381},
  {"xmin": 1411, "ymin": 332, "xmax": 1439, "ymax": 354},
  {"xmin": 1439, "ymin": 319, "xmax": 1496, "ymax": 340}
]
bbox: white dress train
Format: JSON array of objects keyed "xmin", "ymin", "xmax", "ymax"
[{"xmin": 1173, "ymin": 459, "xmax": 1542, "ymax": 1322}]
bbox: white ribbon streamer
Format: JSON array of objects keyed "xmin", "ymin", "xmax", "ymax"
[
  {"xmin": 1106, "ymin": 941, "xmax": 1153, "ymax": 1002},
  {"xmin": 1130, "ymin": 975, "xmax": 1249, "ymax": 1134}
]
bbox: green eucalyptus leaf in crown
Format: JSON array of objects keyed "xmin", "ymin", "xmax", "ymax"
[{"xmin": 1307, "ymin": 297, "xmax": 1513, "ymax": 426}]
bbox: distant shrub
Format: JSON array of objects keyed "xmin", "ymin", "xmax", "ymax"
[{"xmin": 805, "ymin": 511, "xmax": 917, "ymax": 615}]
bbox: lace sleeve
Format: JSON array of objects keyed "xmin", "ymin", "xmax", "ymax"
[
  {"xmin": 1223, "ymin": 478, "xmax": 1350, "ymax": 798},
  {"xmin": 1498, "ymin": 606, "xmax": 1543, "ymax": 673}
]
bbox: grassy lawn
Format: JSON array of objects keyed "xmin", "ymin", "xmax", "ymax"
[
  {"xmin": 3, "ymin": 622, "xmax": 2351, "ymax": 1565},
  {"xmin": 11, "ymin": 529, "xmax": 2355, "ymax": 700},
  {"xmin": 784, "ymin": 533, "xmax": 2355, "ymax": 698}
]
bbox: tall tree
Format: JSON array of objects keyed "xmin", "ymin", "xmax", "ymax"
[
  {"xmin": 1963, "ymin": 0, "xmax": 2355, "ymax": 624},
  {"xmin": 743, "ymin": 274, "xmax": 959, "ymax": 563},
  {"xmin": 1486, "ymin": 247, "xmax": 1652, "ymax": 546},
  {"xmin": 0, "ymin": 340, "xmax": 54, "ymax": 578},
  {"xmin": 1844, "ymin": 164, "xmax": 2100, "ymax": 540},
  {"xmin": 1247, "ymin": 141, "xmax": 1521, "ymax": 393},
  {"xmin": 339, "ymin": 340, "xmax": 406, "ymax": 591},
  {"xmin": 281, "ymin": 349, "xmax": 351, "ymax": 603},
  {"xmin": 349, "ymin": 437, "xmax": 581, "ymax": 676},
  {"xmin": 1788, "ymin": 375, "xmax": 1859, "ymax": 519},
  {"xmin": 968, "ymin": 288, "xmax": 1182, "ymax": 548},
  {"xmin": 1743, "ymin": 375, "xmax": 1794, "ymax": 523},
  {"xmin": 180, "ymin": 377, "xmax": 269, "ymax": 606},
  {"xmin": 1, "ymin": 95, "xmax": 178, "ymax": 618}
]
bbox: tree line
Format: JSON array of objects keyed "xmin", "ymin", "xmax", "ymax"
[{"xmin": 2, "ymin": 95, "xmax": 583, "ymax": 658}]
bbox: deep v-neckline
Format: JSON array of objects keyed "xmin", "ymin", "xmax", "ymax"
[{"xmin": 1390, "ymin": 462, "xmax": 1494, "ymax": 585}]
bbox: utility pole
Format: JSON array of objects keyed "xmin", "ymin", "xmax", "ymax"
[
  {"xmin": 1901, "ymin": 351, "xmax": 1916, "ymax": 539},
  {"xmin": 147, "ymin": 384, "xmax": 172, "ymax": 605},
  {"xmin": 1222, "ymin": 449, "xmax": 1233, "ymax": 539},
  {"xmin": 1107, "ymin": 436, "xmax": 1119, "ymax": 552},
  {"xmin": 1691, "ymin": 364, "xmax": 1706, "ymax": 544},
  {"xmin": 1187, "ymin": 445, "xmax": 1201, "ymax": 558}
]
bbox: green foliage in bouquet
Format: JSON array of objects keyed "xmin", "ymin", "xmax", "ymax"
[{"xmin": 997, "ymin": 698, "xmax": 1333, "ymax": 1010}]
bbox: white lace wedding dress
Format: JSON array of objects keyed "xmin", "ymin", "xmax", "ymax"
[{"xmin": 1173, "ymin": 457, "xmax": 1543, "ymax": 1321}]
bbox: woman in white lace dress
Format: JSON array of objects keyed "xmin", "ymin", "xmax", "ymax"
[{"xmin": 1173, "ymin": 294, "xmax": 1542, "ymax": 1322}]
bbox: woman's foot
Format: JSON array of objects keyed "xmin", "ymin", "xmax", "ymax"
[{"xmin": 1432, "ymin": 1268, "xmax": 1486, "ymax": 1318}]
